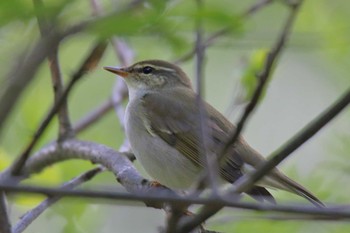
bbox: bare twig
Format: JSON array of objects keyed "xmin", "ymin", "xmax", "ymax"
[
  {"xmin": 49, "ymin": 48, "xmax": 74, "ymax": 140},
  {"xmin": 3, "ymin": 183, "xmax": 350, "ymax": 221},
  {"xmin": 10, "ymin": 41, "xmax": 107, "ymax": 176},
  {"xmin": 12, "ymin": 167, "xmax": 104, "ymax": 233}
]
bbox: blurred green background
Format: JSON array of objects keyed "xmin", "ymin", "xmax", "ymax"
[{"xmin": 1, "ymin": 0, "xmax": 350, "ymax": 232}]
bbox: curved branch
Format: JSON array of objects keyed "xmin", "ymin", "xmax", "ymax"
[{"xmin": 21, "ymin": 140, "xmax": 174, "ymax": 201}]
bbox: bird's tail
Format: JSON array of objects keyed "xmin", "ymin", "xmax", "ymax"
[
  {"xmin": 237, "ymin": 139, "xmax": 324, "ymax": 207},
  {"xmin": 267, "ymin": 170, "xmax": 324, "ymax": 207}
]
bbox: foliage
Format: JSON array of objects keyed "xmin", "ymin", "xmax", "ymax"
[{"xmin": 0, "ymin": 0, "xmax": 350, "ymax": 233}]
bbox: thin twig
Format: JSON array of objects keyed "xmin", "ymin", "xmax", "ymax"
[
  {"xmin": 10, "ymin": 41, "xmax": 108, "ymax": 176},
  {"xmin": 3, "ymin": 183, "xmax": 350, "ymax": 221},
  {"xmin": 12, "ymin": 167, "xmax": 104, "ymax": 233}
]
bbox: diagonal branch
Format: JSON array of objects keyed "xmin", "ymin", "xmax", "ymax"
[{"xmin": 20, "ymin": 139, "xmax": 176, "ymax": 209}]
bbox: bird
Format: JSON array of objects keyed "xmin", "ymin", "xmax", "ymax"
[{"xmin": 104, "ymin": 59, "xmax": 323, "ymax": 207}]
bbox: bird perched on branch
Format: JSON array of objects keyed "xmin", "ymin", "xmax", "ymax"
[{"xmin": 104, "ymin": 60, "xmax": 323, "ymax": 207}]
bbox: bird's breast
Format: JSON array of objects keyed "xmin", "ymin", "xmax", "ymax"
[{"xmin": 125, "ymin": 100, "xmax": 200, "ymax": 189}]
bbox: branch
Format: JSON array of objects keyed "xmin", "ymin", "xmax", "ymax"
[
  {"xmin": 9, "ymin": 41, "xmax": 107, "ymax": 176},
  {"xmin": 2, "ymin": 183, "xmax": 350, "ymax": 220},
  {"xmin": 20, "ymin": 139, "xmax": 175, "ymax": 208},
  {"xmin": 12, "ymin": 167, "xmax": 104, "ymax": 233}
]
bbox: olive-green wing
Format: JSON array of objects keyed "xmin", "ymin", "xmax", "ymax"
[
  {"xmin": 141, "ymin": 90, "xmax": 275, "ymax": 203},
  {"xmin": 140, "ymin": 89, "xmax": 243, "ymax": 179}
]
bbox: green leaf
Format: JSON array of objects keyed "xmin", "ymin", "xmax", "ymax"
[
  {"xmin": 240, "ymin": 49, "xmax": 269, "ymax": 101},
  {"xmin": 0, "ymin": 0, "xmax": 34, "ymax": 26}
]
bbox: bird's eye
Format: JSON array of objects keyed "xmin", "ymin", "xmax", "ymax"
[{"xmin": 142, "ymin": 66, "xmax": 153, "ymax": 74}]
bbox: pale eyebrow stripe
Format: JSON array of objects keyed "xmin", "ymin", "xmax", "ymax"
[{"xmin": 133, "ymin": 64, "xmax": 176, "ymax": 73}]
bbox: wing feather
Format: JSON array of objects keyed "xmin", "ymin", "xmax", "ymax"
[{"xmin": 141, "ymin": 89, "xmax": 242, "ymax": 181}]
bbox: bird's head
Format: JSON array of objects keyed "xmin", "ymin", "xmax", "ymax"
[{"xmin": 104, "ymin": 60, "xmax": 192, "ymax": 91}]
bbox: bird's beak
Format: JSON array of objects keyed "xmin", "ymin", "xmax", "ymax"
[{"xmin": 103, "ymin": 66, "xmax": 129, "ymax": 78}]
